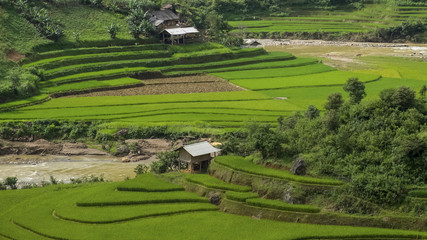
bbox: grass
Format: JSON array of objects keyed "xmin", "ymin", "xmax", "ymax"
[
  {"xmin": 1, "ymin": 182, "xmax": 426, "ymax": 240},
  {"xmin": 76, "ymin": 189, "xmax": 208, "ymax": 207},
  {"xmin": 55, "ymin": 202, "xmax": 218, "ymax": 223},
  {"xmin": 185, "ymin": 174, "xmax": 252, "ymax": 192},
  {"xmin": 30, "ymin": 44, "xmax": 166, "ymax": 61},
  {"xmin": 162, "ymin": 51, "xmax": 295, "ymax": 74},
  {"xmin": 42, "ymin": 67, "xmax": 150, "ymax": 86},
  {"xmin": 230, "ymin": 71, "xmax": 381, "ymax": 90},
  {"xmin": 49, "ymin": 5, "xmax": 133, "ymax": 42},
  {"xmin": 116, "ymin": 173, "xmax": 184, "ymax": 192},
  {"xmin": 0, "ymin": 91, "xmax": 301, "ymax": 124},
  {"xmin": 43, "ymin": 77, "xmax": 141, "ymax": 93},
  {"xmin": 0, "ymin": 94, "xmax": 50, "ymax": 110},
  {"xmin": 227, "ymin": 2, "xmax": 423, "ymax": 37},
  {"xmin": 169, "ymin": 42, "xmax": 226, "ymax": 53},
  {"xmin": 212, "ymin": 63, "xmax": 335, "ymax": 80},
  {"xmin": 43, "ymin": 58, "xmax": 169, "ymax": 80},
  {"xmin": 245, "ymin": 198, "xmax": 320, "ymax": 213},
  {"xmin": 260, "ymin": 77, "xmax": 427, "ymax": 110},
  {"xmin": 214, "ymin": 156, "xmax": 343, "ymax": 186},
  {"xmin": 225, "ymin": 191, "xmax": 259, "ymax": 202},
  {"xmin": 24, "ymin": 50, "xmax": 170, "ymax": 69}
]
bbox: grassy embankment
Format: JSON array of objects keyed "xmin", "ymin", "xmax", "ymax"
[{"xmin": 0, "ymin": 173, "xmax": 426, "ymax": 239}]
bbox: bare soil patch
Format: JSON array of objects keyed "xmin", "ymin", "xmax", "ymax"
[
  {"xmin": 0, "ymin": 139, "xmax": 108, "ymax": 160},
  {"xmin": 6, "ymin": 49, "xmax": 25, "ymax": 62},
  {"xmin": 69, "ymin": 75, "xmax": 243, "ymax": 97}
]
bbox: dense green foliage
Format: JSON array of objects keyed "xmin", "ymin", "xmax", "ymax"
[
  {"xmin": 185, "ymin": 174, "xmax": 251, "ymax": 192},
  {"xmin": 222, "ymin": 86, "xmax": 427, "ymax": 206}
]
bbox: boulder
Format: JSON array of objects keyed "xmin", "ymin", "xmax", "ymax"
[
  {"xmin": 290, "ymin": 158, "xmax": 306, "ymax": 176},
  {"xmin": 115, "ymin": 144, "xmax": 130, "ymax": 156},
  {"xmin": 207, "ymin": 192, "xmax": 221, "ymax": 205}
]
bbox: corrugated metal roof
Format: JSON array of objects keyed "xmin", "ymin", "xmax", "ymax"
[
  {"xmin": 164, "ymin": 27, "xmax": 199, "ymax": 35},
  {"xmin": 182, "ymin": 141, "xmax": 221, "ymax": 157}
]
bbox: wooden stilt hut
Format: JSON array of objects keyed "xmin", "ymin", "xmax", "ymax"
[{"xmin": 176, "ymin": 141, "xmax": 221, "ymax": 173}]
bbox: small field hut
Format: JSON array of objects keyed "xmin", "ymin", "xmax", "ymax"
[
  {"xmin": 161, "ymin": 27, "xmax": 199, "ymax": 44},
  {"xmin": 177, "ymin": 141, "xmax": 221, "ymax": 173}
]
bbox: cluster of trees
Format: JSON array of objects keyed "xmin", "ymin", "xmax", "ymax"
[
  {"xmin": 126, "ymin": 1, "xmax": 156, "ymax": 39},
  {"xmin": 222, "ymin": 79, "xmax": 427, "ymax": 207},
  {"xmin": 0, "ymin": 67, "xmax": 40, "ymax": 103},
  {"xmin": 376, "ymin": 20, "xmax": 427, "ymax": 42},
  {"xmin": 12, "ymin": 0, "xmax": 64, "ymax": 41}
]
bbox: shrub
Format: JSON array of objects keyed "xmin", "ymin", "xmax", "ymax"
[
  {"xmin": 134, "ymin": 164, "xmax": 150, "ymax": 175},
  {"xmin": 107, "ymin": 23, "xmax": 120, "ymax": 39},
  {"xmin": 150, "ymin": 151, "xmax": 179, "ymax": 174},
  {"xmin": 4, "ymin": 177, "xmax": 18, "ymax": 189}
]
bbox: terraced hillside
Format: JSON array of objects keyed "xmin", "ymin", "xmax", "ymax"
[
  {"xmin": 1, "ymin": 173, "xmax": 425, "ymax": 239},
  {"xmin": 2, "ymin": 42, "xmax": 406, "ymax": 129},
  {"xmin": 229, "ymin": 4, "xmax": 427, "ymax": 38}
]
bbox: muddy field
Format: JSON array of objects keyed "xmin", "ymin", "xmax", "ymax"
[{"xmin": 68, "ymin": 75, "xmax": 243, "ymax": 97}]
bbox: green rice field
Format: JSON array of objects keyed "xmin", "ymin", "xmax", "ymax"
[
  {"xmin": 229, "ymin": 4, "xmax": 427, "ymax": 36},
  {"xmin": 0, "ymin": 174, "xmax": 425, "ymax": 240},
  {"xmin": 1, "ymin": 42, "xmax": 426, "ymax": 129}
]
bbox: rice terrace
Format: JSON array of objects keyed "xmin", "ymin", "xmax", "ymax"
[{"xmin": 0, "ymin": 0, "xmax": 426, "ymax": 239}]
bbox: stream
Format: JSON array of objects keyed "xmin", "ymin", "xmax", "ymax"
[{"xmin": 0, "ymin": 155, "xmax": 143, "ymax": 185}]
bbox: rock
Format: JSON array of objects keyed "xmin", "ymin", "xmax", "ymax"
[
  {"xmin": 207, "ymin": 192, "xmax": 221, "ymax": 205},
  {"xmin": 290, "ymin": 157, "xmax": 306, "ymax": 176},
  {"xmin": 115, "ymin": 144, "xmax": 130, "ymax": 156},
  {"xmin": 121, "ymin": 156, "xmax": 131, "ymax": 162},
  {"xmin": 130, "ymin": 155, "xmax": 150, "ymax": 162},
  {"xmin": 115, "ymin": 129, "xmax": 128, "ymax": 138},
  {"xmin": 283, "ymin": 186, "xmax": 294, "ymax": 204}
]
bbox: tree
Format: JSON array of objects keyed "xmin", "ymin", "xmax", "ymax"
[
  {"xmin": 380, "ymin": 87, "xmax": 416, "ymax": 111},
  {"xmin": 343, "ymin": 77, "xmax": 366, "ymax": 104},
  {"xmin": 305, "ymin": 105, "xmax": 320, "ymax": 119},
  {"xmin": 107, "ymin": 23, "xmax": 120, "ymax": 39},
  {"xmin": 127, "ymin": 7, "xmax": 153, "ymax": 39},
  {"xmin": 324, "ymin": 92, "xmax": 343, "ymax": 110}
]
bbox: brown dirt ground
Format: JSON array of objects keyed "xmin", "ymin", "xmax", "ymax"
[
  {"xmin": 67, "ymin": 75, "xmax": 243, "ymax": 97},
  {"xmin": 6, "ymin": 50, "xmax": 25, "ymax": 62},
  {"xmin": 142, "ymin": 75, "xmax": 223, "ymax": 85}
]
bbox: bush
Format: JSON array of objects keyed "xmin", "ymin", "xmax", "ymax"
[
  {"xmin": 4, "ymin": 177, "xmax": 18, "ymax": 189},
  {"xmin": 107, "ymin": 23, "xmax": 120, "ymax": 39},
  {"xmin": 134, "ymin": 164, "xmax": 150, "ymax": 175},
  {"xmin": 70, "ymin": 174, "xmax": 104, "ymax": 184},
  {"xmin": 150, "ymin": 151, "xmax": 179, "ymax": 174}
]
